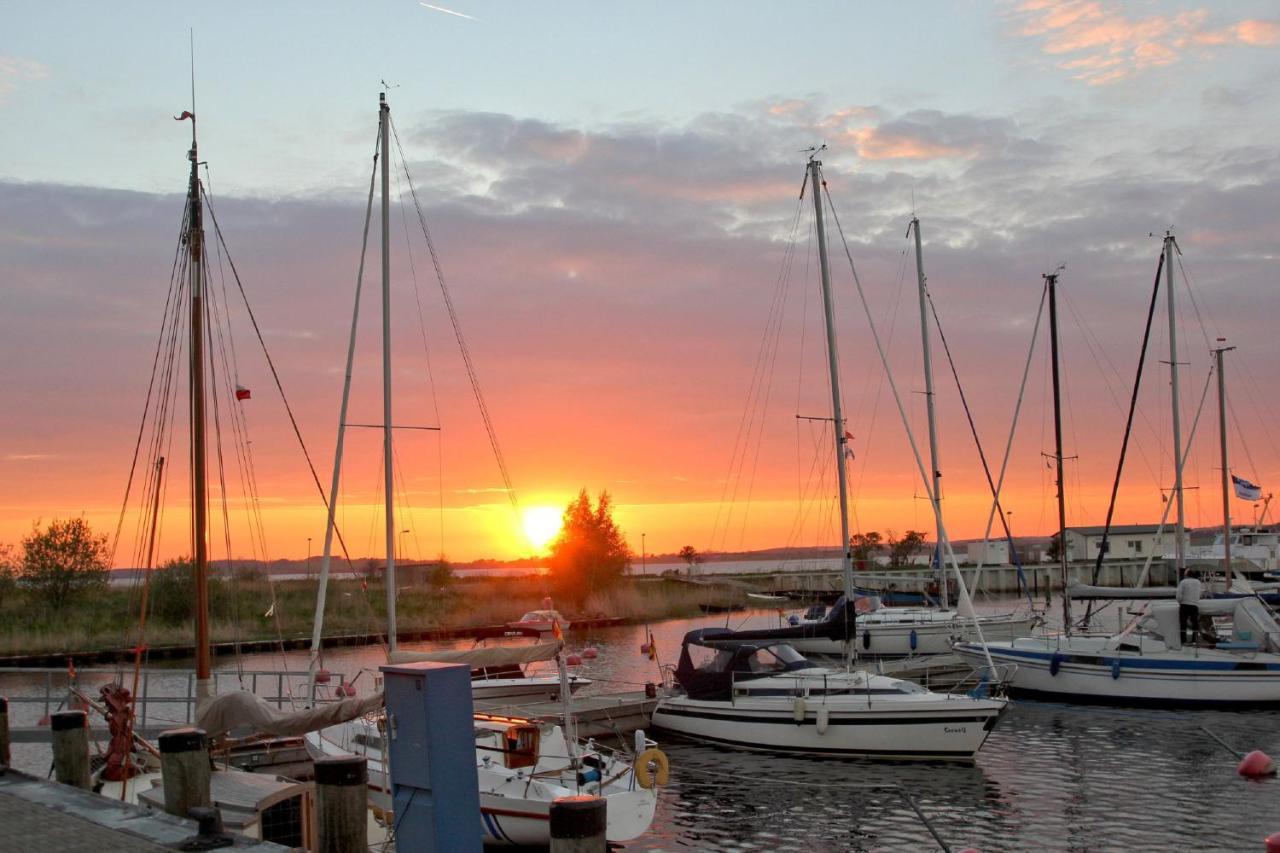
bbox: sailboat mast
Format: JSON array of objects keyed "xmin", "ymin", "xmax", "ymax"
[
  {"xmin": 1046, "ymin": 271, "xmax": 1071, "ymax": 634},
  {"xmin": 808, "ymin": 156, "xmax": 854, "ymax": 599},
  {"xmin": 380, "ymin": 93, "xmax": 397, "ymax": 652},
  {"xmin": 1215, "ymin": 342, "xmax": 1234, "ymax": 593},
  {"xmin": 187, "ymin": 119, "xmax": 212, "ymax": 699},
  {"xmin": 911, "ymin": 217, "xmax": 944, "ymax": 596},
  {"xmin": 1165, "ymin": 233, "xmax": 1187, "ymax": 574}
]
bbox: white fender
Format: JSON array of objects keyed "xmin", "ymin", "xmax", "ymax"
[
  {"xmin": 792, "ymin": 696, "xmax": 806, "ymax": 723},
  {"xmin": 816, "ymin": 706, "xmax": 830, "ymax": 735}
]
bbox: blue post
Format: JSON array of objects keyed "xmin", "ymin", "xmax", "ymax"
[{"xmin": 380, "ymin": 661, "xmax": 482, "ymax": 852}]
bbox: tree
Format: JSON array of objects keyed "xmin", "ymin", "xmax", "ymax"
[
  {"xmin": 19, "ymin": 517, "xmax": 109, "ymax": 610},
  {"xmin": 886, "ymin": 529, "xmax": 927, "ymax": 568},
  {"xmin": 678, "ymin": 545, "xmax": 702, "ymax": 575},
  {"xmin": 0, "ymin": 543, "xmax": 16, "ymax": 608},
  {"xmin": 149, "ymin": 557, "xmax": 195, "ymax": 624},
  {"xmin": 548, "ymin": 490, "xmax": 631, "ymax": 602},
  {"xmin": 850, "ymin": 532, "xmax": 883, "ymax": 569}
]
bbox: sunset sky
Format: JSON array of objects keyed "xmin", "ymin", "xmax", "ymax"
[{"xmin": 2, "ymin": 1, "xmax": 1279, "ymax": 566}]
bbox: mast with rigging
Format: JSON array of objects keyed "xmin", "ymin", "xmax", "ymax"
[
  {"xmin": 1165, "ymin": 232, "xmax": 1187, "ymax": 576},
  {"xmin": 806, "ymin": 154, "xmax": 854, "ymax": 610},
  {"xmin": 380, "ymin": 92, "xmax": 398, "ymax": 653},
  {"xmin": 1214, "ymin": 341, "xmax": 1235, "ymax": 593},
  {"xmin": 910, "ymin": 216, "xmax": 945, "ymax": 598},
  {"xmin": 1045, "ymin": 269, "xmax": 1071, "ymax": 634}
]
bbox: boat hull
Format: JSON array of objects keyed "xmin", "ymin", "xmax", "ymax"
[
  {"xmin": 651, "ymin": 696, "xmax": 1005, "ymax": 761},
  {"xmin": 789, "ymin": 614, "xmax": 1037, "ymax": 659},
  {"xmin": 955, "ymin": 641, "xmax": 1280, "ymax": 708}
]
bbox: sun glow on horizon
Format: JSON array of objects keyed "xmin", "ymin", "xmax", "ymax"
[{"xmin": 521, "ymin": 505, "xmax": 563, "ymax": 553}]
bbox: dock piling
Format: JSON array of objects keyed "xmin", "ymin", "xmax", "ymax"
[
  {"xmin": 0, "ymin": 696, "xmax": 10, "ymax": 772},
  {"xmin": 50, "ymin": 709, "xmax": 90, "ymax": 789},
  {"xmin": 550, "ymin": 795, "xmax": 607, "ymax": 852},
  {"xmin": 314, "ymin": 755, "xmax": 368, "ymax": 853},
  {"xmin": 158, "ymin": 727, "xmax": 211, "ymax": 818}
]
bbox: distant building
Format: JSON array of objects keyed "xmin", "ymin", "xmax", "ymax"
[
  {"xmin": 965, "ymin": 540, "xmax": 1010, "ymax": 566},
  {"xmin": 1062, "ymin": 525, "xmax": 1187, "ymax": 561}
]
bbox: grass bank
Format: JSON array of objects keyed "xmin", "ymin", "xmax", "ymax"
[{"xmin": 0, "ymin": 574, "xmax": 736, "ymax": 660}]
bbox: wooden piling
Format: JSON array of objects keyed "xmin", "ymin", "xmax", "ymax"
[
  {"xmin": 157, "ymin": 727, "xmax": 211, "ymax": 818},
  {"xmin": 0, "ymin": 696, "xmax": 10, "ymax": 772},
  {"xmin": 0, "ymin": 696, "xmax": 10, "ymax": 768},
  {"xmin": 314, "ymin": 754, "xmax": 368, "ymax": 853},
  {"xmin": 550, "ymin": 795, "xmax": 606, "ymax": 852},
  {"xmin": 50, "ymin": 710, "xmax": 90, "ymax": 789}
]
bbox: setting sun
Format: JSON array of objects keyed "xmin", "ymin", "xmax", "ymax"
[{"xmin": 521, "ymin": 506, "xmax": 563, "ymax": 552}]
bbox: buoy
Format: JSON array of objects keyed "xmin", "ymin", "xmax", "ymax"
[
  {"xmin": 816, "ymin": 707, "xmax": 830, "ymax": 735},
  {"xmin": 1265, "ymin": 830, "xmax": 1280, "ymax": 853},
  {"xmin": 582, "ymin": 647, "xmax": 598, "ymax": 660},
  {"xmin": 566, "ymin": 654, "xmax": 584, "ymax": 666},
  {"xmin": 339, "ymin": 683, "xmax": 357, "ymax": 697},
  {"xmin": 314, "ymin": 668, "xmax": 332, "ymax": 684},
  {"xmin": 1238, "ymin": 750, "xmax": 1277, "ymax": 778}
]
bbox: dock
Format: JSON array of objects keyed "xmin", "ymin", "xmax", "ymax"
[
  {"xmin": 0, "ymin": 767, "xmax": 286, "ymax": 851},
  {"xmin": 474, "ymin": 690, "xmax": 659, "ymax": 742}
]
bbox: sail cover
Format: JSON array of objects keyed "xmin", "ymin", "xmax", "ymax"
[
  {"xmin": 387, "ymin": 641, "xmax": 563, "ymax": 669},
  {"xmin": 196, "ymin": 690, "xmax": 385, "ymax": 739}
]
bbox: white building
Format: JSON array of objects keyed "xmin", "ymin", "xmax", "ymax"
[
  {"xmin": 1062, "ymin": 525, "xmax": 1187, "ymax": 561},
  {"xmin": 965, "ymin": 540, "xmax": 1009, "ymax": 566}
]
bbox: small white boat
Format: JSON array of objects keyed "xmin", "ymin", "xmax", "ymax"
[
  {"xmin": 307, "ymin": 710, "xmax": 660, "ymax": 846},
  {"xmin": 955, "ymin": 596, "xmax": 1280, "ymax": 707},
  {"xmin": 507, "ymin": 608, "xmax": 572, "ymax": 634},
  {"xmin": 388, "ymin": 639, "xmax": 589, "ymax": 702},
  {"xmin": 651, "ymin": 628, "xmax": 1008, "ymax": 761},
  {"xmin": 787, "ymin": 598, "xmax": 1038, "ymax": 658}
]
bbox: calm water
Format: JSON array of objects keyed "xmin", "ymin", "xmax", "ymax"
[{"xmin": 6, "ymin": 604, "xmax": 1280, "ymax": 851}]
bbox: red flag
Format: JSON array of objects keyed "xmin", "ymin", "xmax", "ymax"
[
  {"xmin": 552, "ymin": 618, "xmax": 564, "ymax": 641},
  {"xmin": 843, "ymin": 431, "xmax": 854, "ymax": 441},
  {"xmin": 235, "ymin": 386, "xmax": 251, "ymax": 401},
  {"xmin": 647, "ymin": 632, "xmax": 657, "ymax": 661},
  {"xmin": 174, "ymin": 111, "xmax": 194, "ymax": 121}
]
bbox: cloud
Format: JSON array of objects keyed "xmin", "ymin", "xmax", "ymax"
[
  {"xmin": 0, "ymin": 55, "xmax": 47, "ymax": 103},
  {"xmin": 4, "ymin": 453, "xmax": 54, "ymax": 461},
  {"xmin": 1010, "ymin": 2, "xmax": 1280, "ymax": 85}
]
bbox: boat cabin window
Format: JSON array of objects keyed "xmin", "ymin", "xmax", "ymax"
[
  {"xmin": 352, "ymin": 732, "xmax": 384, "ymax": 752},
  {"xmin": 687, "ymin": 644, "xmax": 735, "ymax": 672},
  {"xmin": 504, "ymin": 724, "xmax": 540, "ymax": 769},
  {"xmin": 743, "ymin": 646, "xmax": 805, "ymax": 673},
  {"xmin": 260, "ymin": 794, "xmax": 307, "ymax": 848}
]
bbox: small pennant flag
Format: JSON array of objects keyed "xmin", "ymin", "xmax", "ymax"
[
  {"xmin": 843, "ymin": 431, "xmax": 855, "ymax": 461},
  {"xmin": 1233, "ymin": 474, "xmax": 1263, "ymax": 501},
  {"xmin": 174, "ymin": 111, "xmax": 194, "ymax": 121},
  {"xmin": 552, "ymin": 618, "xmax": 564, "ymax": 641},
  {"xmin": 235, "ymin": 386, "xmax": 251, "ymax": 401}
]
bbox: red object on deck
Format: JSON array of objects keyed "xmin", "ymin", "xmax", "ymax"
[
  {"xmin": 314, "ymin": 669, "xmax": 332, "ymax": 684},
  {"xmin": 1265, "ymin": 831, "xmax": 1280, "ymax": 852},
  {"xmin": 339, "ymin": 683, "xmax": 357, "ymax": 697},
  {"xmin": 1238, "ymin": 750, "xmax": 1277, "ymax": 778},
  {"xmin": 566, "ymin": 654, "xmax": 583, "ymax": 666},
  {"xmin": 582, "ymin": 647, "xmax": 598, "ymax": 659}
]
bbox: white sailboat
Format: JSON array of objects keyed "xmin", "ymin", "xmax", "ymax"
[
  {"xmin": 652, "ymin": 153, "xmax": 1010, "ymax": 759},
  {"xmin": 956, "ymin": 235, "xmax": 1280, "ymax": 707},
  {"xmin": 303, "ymin": 92, "xmax": 658, "ymax": 845}
]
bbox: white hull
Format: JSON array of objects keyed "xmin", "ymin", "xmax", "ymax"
[
  {"xmin": 470, "ymin": 674, "xmax": 588, "ymax": 702},
  {"xmin": 955, "ymin": 639, "xmax": 1280, "ymax": 707},
  {"xmin": 789, "ymin": 612, "xmax": 1037, "ymax": 658}
]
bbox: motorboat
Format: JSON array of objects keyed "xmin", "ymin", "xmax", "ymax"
[
  {"xmin": 955, "ymin": 596, "xmax": 1280, "ymax": 707},
  {"xmin": 651, "ymin": 628, "xmax": 1008, "ymax": 761},
  {"xmin": 507, "ymin": 608, "xmax": 572, "ymax": 634}
]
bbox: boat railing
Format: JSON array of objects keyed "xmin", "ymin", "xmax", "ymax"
[
  {"xmin": 946, "ymin": 663, "xmax": 1018, "ymax": 699},
  {"xmin": 0, "ymin": 666, "xmax": 344, "ymax": 742}
]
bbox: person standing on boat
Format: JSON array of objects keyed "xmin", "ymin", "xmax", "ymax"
[{"xmin": 1177, "ymin": 569, "xmax": 1203, "ymax": 645}]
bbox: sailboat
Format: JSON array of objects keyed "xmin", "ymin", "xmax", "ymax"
[
  {"xmin": 651, "ymin": 154, "xmax": 1009, "ymax": 759},
  {"xmin": 303, "ymin": 93, "xmax": 658, "ymax": 846},
  {"xmin": 955, "ymin": 235, "xmax": 1280, "ymax": 707}
]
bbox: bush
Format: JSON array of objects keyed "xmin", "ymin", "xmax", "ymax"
[
  {"xmin": 18, "ymin": 517, "xmax": 109, "ymax": 611},
  {"xmin": 148, "ymin": 557, "xmax": 195, "ymax": 624}
]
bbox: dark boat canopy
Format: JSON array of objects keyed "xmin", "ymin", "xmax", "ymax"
[
  {"xmin": 674, "ymin": 628, "xmax": 818, "ymax": 701},
  {"xmin": 694, "ymin": 595, "xmax": 858, "ymax": 646}
]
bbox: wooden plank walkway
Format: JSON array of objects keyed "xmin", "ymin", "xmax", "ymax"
[{"xmin": 0, "ymin": 768, "xmax": 286, "ymax": 851}]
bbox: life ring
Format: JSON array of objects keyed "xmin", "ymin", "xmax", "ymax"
[{"xmin": 635, "ymin": 747, "xmax": 670, "ymax": 789}]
